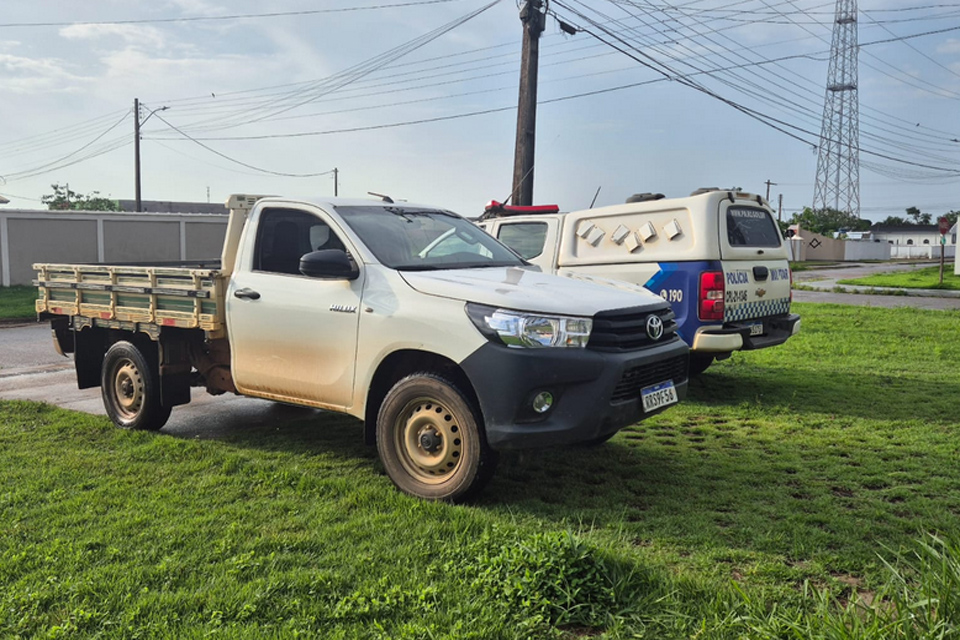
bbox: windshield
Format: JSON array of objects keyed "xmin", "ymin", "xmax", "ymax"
[{"xmin": 335, "ymin": 205, "xmax": 525, "ymax": 270}]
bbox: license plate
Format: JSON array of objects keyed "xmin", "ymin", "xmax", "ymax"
[
  {"xmin": 641, "ymin": 380, "xmax": 678, "ymax": 412},
  {"xmin": 749, "ymin": 323, "xmax": 764, "ymax": 336}
]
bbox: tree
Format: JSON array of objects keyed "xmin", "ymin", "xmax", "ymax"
[
  {"xmin": 42, "ymin": 183, "xmax": 121, "ymax": 211},
  {"xmin": 788, "ymin": 207, "xmax": 870, "ymax": 235},
  {"xmin": 880, "ymin": 216, "xmax": 908, "ymax": 226},
  {"xmin": 905, "ymin": 206, "xmax": 932, "ymax": 225},
  {"xmin": 943, "ymin": 211, "xmax": 959, "ymax": 227}
]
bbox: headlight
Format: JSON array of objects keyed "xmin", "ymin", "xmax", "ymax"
[{"xmin": 466, "ymin": 303, "xmax": 592, "ymax": 348}]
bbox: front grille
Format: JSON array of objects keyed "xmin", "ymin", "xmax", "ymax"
[
  {"xmin": 611, "ymin": 354, "xmax": 688, "ymax": 403},
  {"xmin": 588, "ymin": 306, "xmax": 678, "ymax": 352}
]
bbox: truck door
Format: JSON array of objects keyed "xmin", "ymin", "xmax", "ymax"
[{"xmin": 227, "ymin": 205, "xmax": 363, "ymax": 409}]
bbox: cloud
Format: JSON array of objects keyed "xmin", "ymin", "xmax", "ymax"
[
  {"xmin": 59, "ymin": 24, "xmax": 167, "ymax": 50},
  {"xmin": 0, "ymin": 53, "xmax": 90, "ymax": 94},
  {"xmin": 937, "ymin": 39, "xmax": 960, "ymax": 55}
]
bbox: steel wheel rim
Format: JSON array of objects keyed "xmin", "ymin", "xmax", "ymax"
[
  {"xmin": 112, "ymin": 358, "xmax": 144, "ymax": 420},
  {"xmin": 394, "ymin": 397, "xmax": 464, "ymax": 484}
]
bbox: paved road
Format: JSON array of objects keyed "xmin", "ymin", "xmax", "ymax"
[
  {"xmin": 2, "ymin": 261, "xmax": 956, "ymax": 434},
  {"xmin": 0, "ymin": 321, "xmax": 326, "ymax": 439}
]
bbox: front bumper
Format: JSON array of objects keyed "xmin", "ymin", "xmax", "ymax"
[
  {"xmin": 692, "ymin": 313, "xmax": 800, "ymax": 353},
  {"xmin": 460, "ymin": 337, "xmax": 689, "ymax": 450}
]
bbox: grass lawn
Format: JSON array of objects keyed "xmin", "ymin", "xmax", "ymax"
[
  {"xmin": 0, "ymin": 286, "xmax": 38, "ymax": 320},
  {"xmin": 2, "ymin": 302, "xmax": 960, "ymax": 638},
  {"xmin": 838, "ymin": 264, "xmax": 960, "ymax": 291}
]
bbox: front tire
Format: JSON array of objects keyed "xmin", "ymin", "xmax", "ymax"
[
  {"xmin": 101, "ymin": 340, "xmax": 171, "ymax": 431},
  {"xmin": 376, "ymin": 373, "xmax": 497, "ymax": 502}
]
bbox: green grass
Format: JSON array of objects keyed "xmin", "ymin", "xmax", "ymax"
[
  {"xmin": 3, "ymin": 302, "xmax": 960, "ymax": 637},
  {"xmin": 838, "ymin": 265, "xmax": 960, "ymax": 291},
  {"xmin": 0, "ymin": 286, "xmax": 38, "ymax": 320}
]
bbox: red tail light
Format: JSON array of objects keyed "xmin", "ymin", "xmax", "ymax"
[{"xmin": 699, "ymin": 271, "xmax": 725, "ymax": 321}]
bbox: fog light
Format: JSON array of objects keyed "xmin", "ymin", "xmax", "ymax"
[{"xmin": 532, "ymin": 391, "xmax": 554, "ymax": 414}]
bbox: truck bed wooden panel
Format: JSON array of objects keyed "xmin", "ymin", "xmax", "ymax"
[{"xmin": 33, "ymin": 262, "xmax": 226, "ymax": 335}]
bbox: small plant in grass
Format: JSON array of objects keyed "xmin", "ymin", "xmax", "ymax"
[{"xmin": 460, "ymin": 529, "xmax": 617, "ymax": 628}]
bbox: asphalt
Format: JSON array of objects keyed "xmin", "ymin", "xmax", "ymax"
[{"xmin": 2, "ymin": 260, "xmax": 958, "ymax": 436}]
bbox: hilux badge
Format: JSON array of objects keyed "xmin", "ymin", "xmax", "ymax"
[
  {"xmin": 646, "ymin": 315, "xmax": 664, "ymax": 341},
  {"xmin": 330, "ymin": 304, "xmax": 357, "ymax": 314}
]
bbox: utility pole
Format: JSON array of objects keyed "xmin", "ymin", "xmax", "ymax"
[
  {"xmin": 778, "ymin": 194, "xmax": 783, "ymax": 222},
  {"xmin": 333, "ymin": 167, "xmax": 339, "ymax": 197},
  {"xmin": 764, "ymin": 179, "xmax": 777, "ymax": 202},
  {"xmin": 133, "ymin": 98, "xmax": 168, "ymax": 213},
  {"xmin": 512, "ymin": 0, "xmax": 546, "ymax": 206},
  {"xmin": 134, "ymin": 98, "xmax": 142, "ymax": 212}
]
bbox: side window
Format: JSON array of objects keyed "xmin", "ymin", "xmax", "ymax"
[
  {"xmin": 497, "ymin": 222, "xmax": 548, "ymax": 260},
  {"xmin": 255, "ymin": 208, "xmax": 346, "ymax": 275}
]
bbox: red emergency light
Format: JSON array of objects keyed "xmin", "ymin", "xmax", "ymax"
[{"xmin": 483, "ymin": 200, "xmax": 560, "ymax": 217}]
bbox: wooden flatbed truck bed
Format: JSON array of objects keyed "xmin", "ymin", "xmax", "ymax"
[{"xmin": 34, "ymin": 262, "xmax": 226, "ymax": 338}]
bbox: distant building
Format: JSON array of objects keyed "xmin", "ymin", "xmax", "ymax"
[
  {"xmin": 869, "ymin": 223, "xmax": 952, "ymax": 247},
  {"xmin": 118, "ymin": 199, "xmax": 225, "ymax": 215}
]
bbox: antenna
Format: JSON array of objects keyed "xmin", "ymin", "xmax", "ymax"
[
  {"xmin": 589, "ymin": 186, "xmax": 601, "ymax": 209},
  {"xmin": 367, "ymin": 191, "xmax": 394, "ymax": 203}
]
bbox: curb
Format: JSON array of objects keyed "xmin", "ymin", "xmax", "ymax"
[
  {"xmin": 0, "ymin": 318, "xmax": 40, "ymax": 328},
  {"xmin": 795, "ymin": 281, "xmax": 960, "ymax": 299}
]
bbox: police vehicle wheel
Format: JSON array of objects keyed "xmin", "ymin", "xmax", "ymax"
[
  {"xmin": 377, "ymin": 373, "xmax": 497, "ymax": 502},
  {"xmin": 102, "ymin": 340, "xmax": 171, "ymax": 431},
  {"xmin": 689, "ymin": 354, "xmax": 715, "ymax": 376}
]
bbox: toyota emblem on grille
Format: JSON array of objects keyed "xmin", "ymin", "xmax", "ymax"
[{"xmin": 646, "ymin": 314, "xmax": 664, "ymax": 341}]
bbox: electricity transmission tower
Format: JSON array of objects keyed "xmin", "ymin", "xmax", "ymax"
[{"xmin": 812, "ymin": 0, "xmax": 860, "ymax": 216}]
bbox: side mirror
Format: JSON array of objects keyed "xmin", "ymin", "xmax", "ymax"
[{"xmin": 299, "ymin": 250, "xmax": 359, "ymax": 280}]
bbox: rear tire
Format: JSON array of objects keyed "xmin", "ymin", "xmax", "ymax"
[
  {"xmin": 689, "ymin": 354, "xmax": 715, "ymax": 376},
  {"xmin": 101, "ymin": 340, "xmax": 171, "ymax": 431},
  {"xmin": 376, "ymin": 373, "xmax": 497, "ymax": 502}
]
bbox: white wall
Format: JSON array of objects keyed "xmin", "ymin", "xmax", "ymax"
[
  {"xmin": 890, "ymin": 245, "xmax": 956, "ymax": 260},
  {"xmin": 844, "ymin": 242, "xmax": 891, "ymax": 261}
]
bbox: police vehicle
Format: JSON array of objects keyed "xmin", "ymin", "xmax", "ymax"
[{"xmin": 478, "ymin": 188, "xmax": 800, "ymax": 375}]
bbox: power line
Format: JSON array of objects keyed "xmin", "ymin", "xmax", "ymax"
[
  {"xmin": 152, "ymin": 111, "xmax": 334, "ymax": 178},
  {"xmin": 0, "ymin": 0, "xmax": 467, "ymax": 28}
]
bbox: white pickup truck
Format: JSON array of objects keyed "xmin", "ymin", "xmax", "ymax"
[{"xmin": 35, "ymin": 194, "xmax": 689, "ymax": 501}]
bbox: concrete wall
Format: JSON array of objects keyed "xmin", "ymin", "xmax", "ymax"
[
  {"xmin": 844, "ymin": 241, "xmax": 891, "ymax": 261},
  {"xmin": 801, "ymin": 232, "xmax": 845, "ymax": 261},
  {"xmin": 890, "ymin": 245, "xmax": 956, "ymax": 260},
  {"xmin": 0, "ymin": 209, "xmax": 228, "ymax": 286},
  {"xmin": 788, "ymin": 231, "xmax": 891, "ymax": 262}
]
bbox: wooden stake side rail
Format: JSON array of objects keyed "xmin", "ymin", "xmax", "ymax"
[{"xmin": 33, "ymin": 262, "xmax": 226, "ymax": 336}]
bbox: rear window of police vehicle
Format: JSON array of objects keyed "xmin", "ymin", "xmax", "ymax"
[
  {"xmin": 726, "ymin": 206, "xmax": 781, "ymax": 248},
  {"xmin": 497, "ymin": 222, "xmax": 548, "ymax": 260}
]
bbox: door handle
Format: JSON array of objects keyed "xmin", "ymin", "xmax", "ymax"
[{"xmin": 234, "ymin": 288, "xmax": 261, "ymax": 300}]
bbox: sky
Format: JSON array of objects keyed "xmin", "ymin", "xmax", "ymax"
[{"xmin": 0, "ymin": 0, "xmax": 958, "ymax": 223}]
